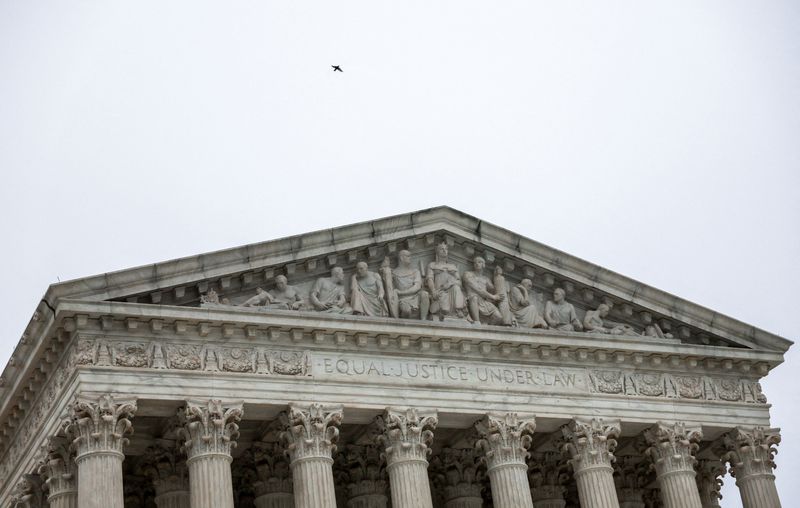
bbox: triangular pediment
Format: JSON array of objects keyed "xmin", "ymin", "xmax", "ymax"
[{"xmin": 41, "ymin": 207, "xmax": 791, "ymax": 353}]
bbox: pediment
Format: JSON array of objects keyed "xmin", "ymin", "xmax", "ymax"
[{"xmin": 41, "ymin": 207, "xmax": 792, "ymax": 353}]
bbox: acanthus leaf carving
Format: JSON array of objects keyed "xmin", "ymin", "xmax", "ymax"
[
  {"xmin": 251, "ymin": 441, "xmax": 293, "ymax": 496},
  {"xmin": 279, "ymin": 403, "xmax": 343, "ymax": 463},
  {"xmin": 559, "ymin": 418, "xmax": 620, "ymax": 472},
  {"xmin": 68, "ymin": 394, "xmax": 137, "ymax": 459},
  {"xmin": 695, "ymin": 458, "xmax": 726, "ymax": 507},
  {"xmin": 178, "ymin": 399, "xmax": 243, "ymax": 460},
  {"xmin": 641, "ymin": 422, "xmax": 703, "ymax": 476},
  {"xmin": 474, "ymin": 412, "xmax": 535, "ymax": 470},
  {"xmin": 137, "ymin": 442, "xmax": 189, "ymax": 496},
  {"xmin": 376, "ymin": 407, "xmax": 438, "ymax": 466},
  {"xmin": 429, "ymin": 447, "xmax": 485, "ymax": 502},
  {"xmin": 721, "ymin": 427, "xmax": 781, "ymax": 481}
]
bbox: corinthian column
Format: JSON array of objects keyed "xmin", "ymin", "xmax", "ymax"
[
  {"xmin": 280, "ymin": 403, "xmax": 343, "ymax": 508},
  {"xmin": 69, "ymin": 394, "xmax": 137, "ymax": 508},
  {"xmin": 475, "ymin": 412, "xmax": 536, "ymax": 508},
  {"xmin": 139, "ymin": 443, "xmax": 190, "ymax": 508},
  {"xmin": 642, "ymin": 423, "xmax": 703, "ymax": 508},
  {"xmin": 337, "ymin": 444, "xmax": 389, "ymax": 508},
  {"xmin": 252, "ymin": 442, "xmax": 294, "ymax": 508},
  {"xmin": 613, "ymin": 455, "xmax": 650, "ymax": 508},
  {"xmin": 695, "ymin": 459, "xmax": 725, "ymax": 508},
  {"xmin": 429, "ymin": 448, "xmax": 484, "ymax": 508},
  {"xmin": 179, "ymin": 399, "xmax": 243, "ymax": 508},
  {"xmin": 38, "ymin": 436, "xmax": 78, "ymax": 508},
  {"xmin": 529, "ymin": 451, "xmax": 570, "ymax": 508},
  {"xmin": 721, "ymin": 427, "xmax": 782, "ymax": 508},
  {"xmin": 377, "ymin": 407, "xmax": 438, "ymax": 508},
  {"xmin": 560, "ymin": 418, "xmax": 620, "ymax": 508}
]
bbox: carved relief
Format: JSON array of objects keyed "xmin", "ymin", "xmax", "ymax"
[
  {"xmin": 112, "ymin": 341, "xmax": 150, "ymax": 368},
  {"xmin": 166, "ymin": 345, "xmax": 202, "ymax": 370},
  {"xmin": 221, "ymin": 347, "xmax": 255, "ymax": 373}
]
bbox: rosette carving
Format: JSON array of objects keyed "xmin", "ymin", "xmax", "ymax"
[
  {"xmin": 475, "ymin": 413, "xmax": 536, "ymax": 470},
  {"xmin": 178, "ymin": 399, "xmax": 243, "ymax": 460}
]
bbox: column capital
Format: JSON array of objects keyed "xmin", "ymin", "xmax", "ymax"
[
  {"xmin": 559, "ymin": 418, "xmax": 620, "ymax": 473},
  {"xmin": 377, "ymin": 407, "xmax": 438, "ymax": 466},
  {"xmin": 10, "ymin": 474, "xmax": 44, "ymax": 508},
  {"xmin": 696, "ymin": 458, "xmax": 725, "ymax": 507},
  {"xmin": 252, "ymin": 441, "xmax": 293, "ymax": 496},
  {"xmin": 68, "ymin": 393, "xmax": 137, "ymax": 459},
  {"xmin": 336, "ymin": 443, "xmax": 389, "ymax": 503},
  {"xmin": 179, "ymin": 399, "xmax": 244, "ymax": 461},
  {"xmin": 475, "ymin": 412, "xmax": 536, "ymax": 471},
  {"xmin": 138, "ymin": 442, "xmax": 189, "ymax": 496},
  {"xmin": 430, "ymin": 448, "xmax": 485, "ymax": 502},
  {"xmin": 529, "ymin": 451, "xmax": 570, "ymax": 502},
  {"xmin": 280, "ymin": 403, "xmax": 343, "ymax": 464},
  {"xmin": 720, "ymin": 426, "xmax": 781, "ymax": 482},
  {"xmin": 641, "ymin": 422, "xmax": 702, "ymax": 476},
  {"xmin": 36, "ymin": 435, "xmax": 77, "ymax": 501},
  {"xmin": 613, "ymin": 455, "xmax": 649, "ymax": 504}
]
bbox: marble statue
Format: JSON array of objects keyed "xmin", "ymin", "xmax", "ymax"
[
  {"xmin": 544, "ymin": 287, "xmax": 583, "ymax": 332},
  {"xmin": 383, "ymin": 251, "xmax": 430, "ymax": 320},
  {"xmin": 426, "ymin": 242, "xmax": 467, "ymax": 320},
  {"xmin": 644, "ymin": 323, "xmax": 674, "ymax": 339},
  {"xmin": 239, "ymin": 288, "xmax": 274, "ymax": 307},
  {"xmin": 583, "ymin": 304, "xmax": 638, "ymax": 336},
  {"xmin": 269, "ymin": 275, "xmax": 305, "ymax": 310},
  {"xmin": 508, "ymin": 278, "xmax": 548, "ymax": 329},
  {"xmin": 310, "ymin": 267, "xmax": 351, "ymax": 314},
  {"xmin": 200, "ymin": 288, "xmax": 220, "ymax": 305},
  {"xmin": 493, "ymin": 266, "xmax": 515, "ymax": 326},
  {"xmin": 351, "ymin": 262, "xmax": 388, "ymax": 317},
  {"xmin": 462, "ymin": 257, "xmax": 505, "ymax": 325}
]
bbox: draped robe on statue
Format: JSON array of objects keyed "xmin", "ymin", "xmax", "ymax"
[
  {"xmin": 351, "ymin": 273, "xmax": 388, "ymax": 317},
  {"xmin": 428, "ymin": 262, "xmax": 466, "ymax": 317}
]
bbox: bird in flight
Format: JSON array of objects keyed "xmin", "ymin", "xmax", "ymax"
[{"xmin": 331, "ymin": 65, "xmax": 343, "ymax": 72}]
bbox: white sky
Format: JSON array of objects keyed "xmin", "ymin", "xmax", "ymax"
[{"xmin": 1, "ymin": 1, "xmax": 798, "ymax": 505}]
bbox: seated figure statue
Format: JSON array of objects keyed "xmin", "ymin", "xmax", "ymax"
[
  {"xmin": 544, "ymin": 287, "xmax": 583, "ymax": 332},
  {"xmin": 462, "ymin": 256, "xmax": 505, "ymax": 325},
  {"xmin": 426, "ymin": 242, "xmax": 467, "ymax": 320},
  {"xmin": 509, "ymin": 278, "xmax": 548, "ymax": 329},
  {"xmin": 383, "ymin": 250, "xmax": 430, "ymax": 320},
  {"xmin": 351, "ymin": 261, "xmax": 388, "ymax": 317},
  {"xmin": 269, "ymin": 275, "xmax": 305, "ymax": 310},
  {"xmin": 239, "ymin": 287, "xmax": 274, "ymax": 307},
  {"xmin": 310, "ymin": 267, "xmax": 351, "ymax": 314},
  {"xmin": 583, "ymin": 304, "xmax": 638, "ymax": 336}
]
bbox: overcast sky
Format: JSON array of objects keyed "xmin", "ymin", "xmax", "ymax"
[{"xmin": 1, "ymin": 1, "xmax": 798, "ymax": 505}]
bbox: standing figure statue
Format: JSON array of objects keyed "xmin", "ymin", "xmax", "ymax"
[
  {"xmin": 463, "ymin": 256, "xmax": 505, "ymax": 325},
  {"xmin": 509, "ymin": 278, "xmax": 548, "ymax": 329},
  {"xmin": 382, "ymin": 251, "xmax": 430, "ymax": 320},
  {"xmin": 269, "ymin": 275, "xmax": 305, "ymax": 310},
  {"xmin": 493, "ymin": 266, "xmax": 515, "ymax": 326},
  {"xmin": 426, "ymin": 242, "xmax": 467, "ymax": 320},
  {"xmin": 310, "ymin": 267, "xmax": 351, "ymax": 314},
  {"xmin": 583, "ymin": 304, "xmax": 638, "ymax": 336},
  {"xmin": 544, "ymin": 287, "xmax": 583, "ymax": 331},
  {"xmin": 351, "ymin": 261, "xmax": 388, "ymax": 317}
]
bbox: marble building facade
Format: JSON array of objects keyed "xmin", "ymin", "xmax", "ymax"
[{"xmin": 0, "ymin": 207, "xmax": 790, "ymax": 508}]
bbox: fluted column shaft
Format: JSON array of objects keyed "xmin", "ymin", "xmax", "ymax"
[
  {"xmin": 39, "ymin": 436, "xmax": 79, "ymax": 508},
  {"xmin": 68, "ymin": 394, "xmax": 137, "ymax": 508},
  {"xmin": 254, "ymin": 492, "xmax": 294, "ymax": 508},
  {"xmin": 281, "ymin": 403, "xmax": 343, "ymax": 508},
  {"xmin": 179, "ymin": 399, "xmax": 243, "ymax": 508},
  {"xmin": 154, "ymin": 490, "xmax": 190, "ymax": 508},
  {"xmin": 643, "ymin": 423, "xmax": 703, "ymax": 508},
  {"xmin": 378, "ymin": 408, "xmax": 438, "ymax": 508},
  {"xmin": 560, "ymin": 418, "xmax": 621, "ymax": 508},
  {"xmin": 49, "ymin": 491, "xmax": 79, "ymax": 508},
  {"xmin": 489, "ymin": 463, "xmax": 534, "ymax": 507},
  {"xmin": 348, "ymin": 492, "xmax": 388, "ymax": 508},
  {"xmin": 721, "ymin": 427, "xmax": 782, "ymax": 508}
]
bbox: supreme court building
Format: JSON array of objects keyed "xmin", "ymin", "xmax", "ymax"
[{"xmin": 0, "ymin": 207, "xmax": 791, "ymax": 508}]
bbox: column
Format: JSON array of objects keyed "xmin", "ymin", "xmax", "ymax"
[
  {"xmin": 337, "ymin": 444, "xmax": 389, "ymax": 508},
  {"xmin": 252, "ymin": 442, "xmax": 294, "ymax": 508},
  {"xmin": 10, "ymin": 474, "xmax": 44, "ymax": 508},
  {"xmin": 179, "ymin": 399, "xmax": 243, "ymax": 508},
  {"xmin": 38, "ymin": 436, "xmax": 78, "ymax": 508},
  {"xmin": 280, "ymin": 403, "xmax": 343, "ymax": 508},
  {"xmin": 720, "ymin": 427, "xmax": 782, "ymax": 508},
  {"xmin": 139, "ymin": 443, "xmax": 190, "ymax": 508},
  {"xmin": 377, "ymin": 407, "xmax": 438, "ymax": 508},
  {"xmin": 695, "ymin": 459, "xmax": 725, "ymax": 508},
  {"xmin": 642, "ymin": 422, "xmax": 703, "ymax": 508},
  {"xmin": 560, "ymin": 418, "xmax": 620, "ymax": 508},
  {"xmin": 69, "ymin": 394, "xmax": 137, "ymax": 508},
  {"xmin": 613, "ymin": 455, "xmax": 649, "ymax": 508},
  {"xmin": 475, "ymin": 412, "xmax": 536, "ymax": 508},
  {"xmin": 529, "ymin": 451, "xmax": 569, "ymax": 508},
  {"xmin": 429, "ymin": 448, "xmax": 484, "ymax": 508}
]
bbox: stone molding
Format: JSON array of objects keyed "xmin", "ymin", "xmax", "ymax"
[
  {"xmin": 377, "ymin": 408, "xmax": 438, "ymax": 467},
  {"xmin": 560, "ymin": 418, "xmax": 620, "ymax": 473},
  {"xmin": 68, "ymin": 394, "xmax": 137, "ymax": 460},
  {"xmin": 280, "ymin": 403, "xmax": 343, "ymax": 464},
  {"xmin": 178, "ymin": 399, "xmax": 243, "ymax": 461},
  {"xmin": 475, "ymin": 412, "xmax": 536, "ymax": 471},
  {"xmin": 720, "ymin": 427, "xmax": 781, "ymax": 481},
  {"xmin": 641, "ymin": 422, "xmax": 703, "ymax": 476}
]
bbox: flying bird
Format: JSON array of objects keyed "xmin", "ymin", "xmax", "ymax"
[{"xmin": 331, "ymin": 65, "xmax": 343, "ymax": 72}]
